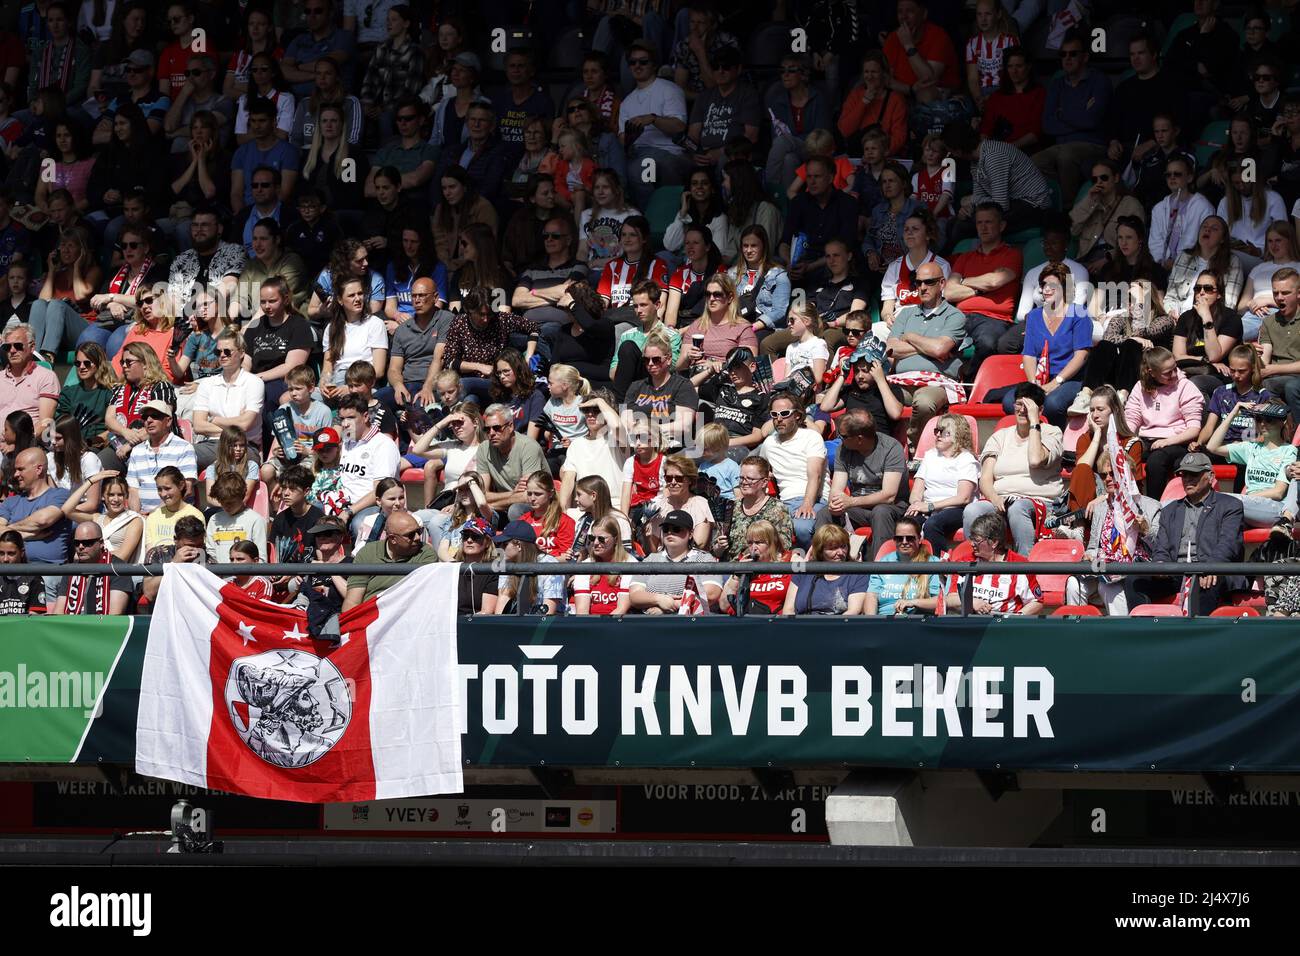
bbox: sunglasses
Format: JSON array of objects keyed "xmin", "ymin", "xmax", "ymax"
[
  {"xmin": 542, "ymin": 231, "xmax": 568, "ymax": 240},
  {"xmin": 1194, "ymin": 284, "xmax": 1219, "ymax": 293},
  {"xmin": 0, "ymin": 343, "xmax": 23, "ymax": 353},
  {"xmin": 894, "ymin": 534, "xmax": 919, "ymax": 544},
  {"xmin": 73, "ymin": 538, "xmax": 103, "ymax": 548},
  {"xmin": 140, "ymin": 412, "xmax": 166, "ymax": 421},
  {"xmin": 705, "ymin": 290, "xmax": 728, "ymax": 299},
  {"xmin": 486, "ymin": 422, "xmax": 512, "ymax": 433},
  {"xmin": 216, "ymin": 347, "xmax": 238, "ymax": 357},
  {"xmin": 916, "ymin": 276, "xmax": 942, "ymax": 286},
  {"xmin": 770, "ymin": 409, "xmax": 798, "ymax": 420},
  {"xmin": 567, "ymin": 106, "xmax": 585, "ymax": 114},
  {"xmin": 645, "ymin": 355, "xmax": 668, "ymax": 365},
  {"xmin": 844, "ymin": 327, "xmax": 866, "ymax": 336},
  {"xmin": 1254, "ymin": 73, "xmax": 1276, "ymax": 82},
  {"xmin": 663, "ymin": 475, "xmax": 688, "ymax": 484},
  {"xmin": 396, "ymin": 114, "xmax": 418, "ymax": 123},
  {"xmin": 1060, "ymin": 49, "xmax": 1082, "ymax": 58},
  {"xmin": 139, "ymin": 296, "xmax": 155, "ymax": 306},
  {"xmin": 779, "ymin": 67, "xmax": 803, "ymax": 75},
  {"xmin": 387, "ymin": 530, "xmax": 423, "ymax": 542},
  {"xmin": 252, "ymin": 182, "xmax": 274, "ymax": 189},
  {"xmin": 121, "ymin": 241, "xmax": 144, "ymax": 249},
  {"xmin": 74, "ymin": 359, "xmax": 95, "ymax": 368},
  {"xmin": 627, "ymin": 57, "xmax": 652, "ymax": 66},
  {"xmin": 1091, "ymin": 174, "xmax": 1111, "ymax": 183},
  {"xmin": 590, "ymin": 534, "xmax": 613, "ymax": 544}
]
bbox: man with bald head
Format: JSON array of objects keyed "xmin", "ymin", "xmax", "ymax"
[
  {"xmin": 0, "ymin": 446, "xmax": 74, "ymax": 600},
  {"xmin": 885, "ymin": 260, "xmax": 968, "ymax": 448},
  {"xmin": 387, "ymin": 276, "xmax": 456, "ymax": 410},
  {"xmin": 343, "ymin": 509, "xmax": 438, "ymax": 609},
  {"xmin": 53, "ymin": 523, "xmax": 133, "ymax": 615}
]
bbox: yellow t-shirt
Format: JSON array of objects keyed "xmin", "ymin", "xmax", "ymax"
[{"xmin": 143, "ymin": 503, "xmax": 205, "ymax": 558}]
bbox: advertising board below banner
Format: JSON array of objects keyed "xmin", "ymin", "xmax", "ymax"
[{"xmin": 323, "ymin": 799, "xmax": 617, "ymax": 833}]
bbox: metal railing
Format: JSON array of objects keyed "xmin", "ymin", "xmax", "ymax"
[{"xmin": 12, "ymin": 559, "xmax": 1284, "ymax": 618}]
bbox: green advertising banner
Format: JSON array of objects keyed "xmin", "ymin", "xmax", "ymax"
[{"xmin": 3, "ymin": 615, "xmax": 1299, "ymax": 772}]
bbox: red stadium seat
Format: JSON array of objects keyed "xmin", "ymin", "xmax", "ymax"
[
  {"xmin": 251, "ymin": 482, "xmax": 270, "ymax": 519},
  {"xmin": 400, "ymin": 467, "xmax": 426, "ymax": 484},
  {"xmin": 1061, "ymin": 414, "xmax": 1088, "ymax": 456},
  {"xmin": 968, "ymin": 355, "xmax": 1025, "ymax": 403},
  {"xmin": 1210, "ymin": 605, "xmax": 1260, "ymax": 617},
  {"xmin": 993, "ymin": 414, "xmax": 1017, "ymax": 432},
  {"xmin": 913, "ymin": 413, "xmax": 979, "ymax": 459},
  {"xmin": 178, "ymin": 418, "xmax": 194, "ymax": 442},
  {"xmin": 1028, "ymin": 538, "xmax": 1084, "ymax": 607},
  {"xmin": 1160, "ymin": 478, "xmax": 1187, "ymax": 503},
  {"xmin": 946, "ymin": 541, "xmax": 974, "ymax": 562},
  {"xmin": 875, "ymin": 539, "xmax": 896, "ymax": 559},
  {"xmin": 1244, "ymin": 528, "xmax": 1270, "ymax": 545},
  {"xmin": 1051, "ymin": 604, "xmax": 1101, "ymax": 616},
  {"xmin": 1130, "ymin": 603, "xmax": 1186, "ymax": 617}
]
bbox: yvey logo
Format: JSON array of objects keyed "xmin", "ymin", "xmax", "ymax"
[{"xmin": 49, "ymin": 886, "xmax": 151, "ymax": 936}]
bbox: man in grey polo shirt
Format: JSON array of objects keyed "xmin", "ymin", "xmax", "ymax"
[
  {"xmin": 885, "ymin": 261, "xmax": 967, "ymax": 448},
  {"xmin": 387, "ymin": 277, "xmax": 454, "ymax": 407}
]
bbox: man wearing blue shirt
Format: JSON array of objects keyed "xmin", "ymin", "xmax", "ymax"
[
  {"xmin": 232, "ymin": 100, "xmax": 299, "ymax": 212},
  {"xmin": 0, "ymin": 447, "xmax": 72, "ymax": 601},
  {"xmin": 1031, "ymin": 27, "xmax": 1111, "ymax": 212},
  {"xmin": 281, "ymin": 0, "xmax": 356, "ymax": 98}
]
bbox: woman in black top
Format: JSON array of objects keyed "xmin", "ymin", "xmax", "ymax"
[
  {"xmin": 1092, "ymin": 216, "xmax": 1169, "ymax": 294},
  {"xmin": 455, "ymin": 519, "xmax": 499, "ymax": 614},
  {"xmin": 1171, "ymin": 269, "xmax": 1244, "ymax": 401},
  {"xmin": 546, "ymin": 280, "xmax": 615, "ymax": 385},
  {"xmin": 87, "ymin": 101, "xmax": 164, "ymax": 225},
  {"xmin": 0, "ymin": 530, "xmax": 44, "ymax": 615}
]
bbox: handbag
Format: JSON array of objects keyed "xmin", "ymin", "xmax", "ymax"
[{"xmin": 736, "ymin": 268, "xmax": 767, "ymax": 320}]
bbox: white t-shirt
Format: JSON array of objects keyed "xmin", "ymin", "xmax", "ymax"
[
  {"xmin": 618, "ymin": 78, "xmax": 687, "ymax": 154},
  {"xmin": 880, "ymin": 251, "xmax": 950, "ymax": 304},
  {"xmin": 234, "ymin": 90, "xmax": 296, "ymax": 136},
  {"xmin": 784, "ymin": 336, "xmax": 830, "ymax": 377},
  {"xmin": 564, "ymin": 435, "xmax": 628, "ymax": 511},
  {"xmin": 338, "ymin": 432, "xmax": 402, "ymax": 502},
  {"xmin": 759, "ymin": 428, "xmax": 829, "ymax": 502},
  {"xmin": 430, "ymin": 440, "xmax": 477, "ymax": 487},
  {"xmin": 915, "ymin": 449, "xmax": 979, "ymax": 503},
  {"xmin": 1218, "ymin": 191, "xmax": 1288, "ymax": 254},
  {"xmin": 48, "ymin": 450, "xmax": 102, "ymax": 505},
  {"xmin": 194, "ymin": 369, "xmax": 267, "ymax": 447},
  {"xmin": 323, "ymin": 315, "xmax": 389, "ymax": 381}
]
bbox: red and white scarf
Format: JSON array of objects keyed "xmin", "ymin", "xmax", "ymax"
[
  {"xmin": 886, "ymin": 370, "xmax": 968, "ymax": 404},
  {"xmin": 107, "ymin": 257, "xmax": 155, "ymax": 297},
  {"xmin": 64, "ymin": 550, "xmax": 113, "ymax": 616}
]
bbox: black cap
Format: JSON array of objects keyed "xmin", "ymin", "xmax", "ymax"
[
  {"xmin": 710, "ymin": 46, "xmax": 742, "ymax": 70},
  {"xmin": 308, "ymin": 516, "xmax": 347, "ymax": 535},
  {"xmin": 661, "ymin": 509, "xmax": 695, "ymax": 532},
  {"xmin": 724, "ymin": 346, "xmax": 755, "ymax": 371}
]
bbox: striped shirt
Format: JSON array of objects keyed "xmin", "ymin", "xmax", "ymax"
[
  {"xmin": 945, "ymin": 551, "xmax": 1041, "ymax": 614},
  {"xmin": 126, "ymin": 433, "xmax": 198, "ymax": 514},
  {"xmin": 972, "ymin": 139, "xmax": 1052, "ymax": 211},
  {"xmin": 597, "ymin": 257, "xmax": 671, "ymax": 307},
  {"xmin": 964, "ymin": 34, "xmax": 1015, "ymax": 93}
]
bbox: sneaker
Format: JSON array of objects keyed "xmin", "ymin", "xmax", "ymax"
[
  {"xmin": 1067, "ymin": 386, "xmax": 1092, "ymax": 416},
  {"xmin": 1270, "ymin": 516, "xmax": 1295, "ymax": 544}
]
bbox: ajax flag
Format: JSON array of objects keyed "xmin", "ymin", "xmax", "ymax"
[{"xmin": 135, "ymin": 563, "xmax": 463, "ymax": 802}]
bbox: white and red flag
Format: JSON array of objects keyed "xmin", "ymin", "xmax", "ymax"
[{"xmin": 135, "ymin": 562, "xmax": 463, "ymax": 803}]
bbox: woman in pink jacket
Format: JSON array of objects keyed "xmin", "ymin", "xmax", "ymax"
[{"xmin": 1124, "ymin": 347, "xmax": 1206, "ymax": 498}]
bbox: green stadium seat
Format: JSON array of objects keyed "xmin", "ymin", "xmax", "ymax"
[
  {"xmin": 1022, "ymin": 237, "xmax": 1047, "ymax": 271},
  {"xmin": 952, "ymin": 238, "xmax": 978, "ymax": 254},
  {"xmin": 1005, "ymin": 225, "xmax": 1042, "ymax": 245},
  {"xmin": 1045, "ymin": 180, "xmax": 1062, "ymax": 212},
  {"xmin": 1194, "ymin": 119, "xmax": 1231, "ymax": 169},
  {"xmin": 645, "ymin": 186, "xmax": 684, "ymax": 246},
  {"xmin": 1161, "ymin": 13, "xmax": 1196, "ymax": 55}
]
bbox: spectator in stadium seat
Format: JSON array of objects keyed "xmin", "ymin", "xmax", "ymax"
[
  {"xmin": 882, "ymin": 0, "xmax": 959, "ymax": 105},
  {"xmin": 1070, "ymin": 160, "xmax": 1144, "ymax": 278},
  {"xmin": 643, "ymin": 453, "xmax": 713, "ymax": 551},
  {"xmin": 191, "ymin": 328, "xmax": 264, "ymax": 473},
  {"xmin": 722, "ymin": 161, "xmax": 784, "ymax": 263},
  {"xmin": 882, "ymin": 261, "xmax": 963, "ymax": 447},
  {"xmin": 0, "ymin": 447, "xmax": 72, "ymax": 594},
  {"xmin": 163, "ymin": 54, "xmax": 233, "ymax": 156},
  {"xmin": 781, "ymin": 524, "xmax": 867, "ymax": 616},
  {"xmin": 719, "ymin": 518, "xmax": 791, "ymax": 616},
  {"xmin": 947, "ymin": 510, "xmax": 1043, "ymax": 615},
  {"xmin": 977, "ymin": 46, "xmax": 1045, "ymax": 154},
  {"xmin": 359, "ymin": 4, "xmax": 425, "ymax": 142},
  {"xmin": 1205, "ymin": 398, "xmax": 1297, "ymax": 529},
  {"xmin": 906, "ymin": 411, "xmax": 978, "ymax": 553},
  {"xmin": 1127, "ymin": 113, "xmax": 1196, "ymax": 213},
  {"xmin": 628, "ymin": 508, "xmax": 722, "ymax": 614},
  {"xmin": 343, "ymin": 509, "xmax": 437, "ymax": 609},
  {"xmin": 685, "ymin": 46, "xmax": 759, "ymax": 172},
  {"xmin": 763, "ymin": 242, "xmax": 859, "ymax": 362},
  {"xmin": 942, "ymin": 122, "xmax": 1051, "ymax": 246},
  {"xmin": 727, "ymin": 225, "xmax": 790, "ymax": 343},
  {"xmin": 1169, "ymin": 270, "xmax": 1242, "ymax": 402},
  {"xmin": 475, "ymin": 403, "xmax": 548, "ymax": 522},
  {"xmin": 167, "ymin": 207, "xmax": 248, "ymax": 314},
  {"xmin": 814, "ymin": 409, "xmax": 905, "ymax": 558},
  {"xmin": 1143, "ymin": 451, "xmax": 1244, "ymax": 614},
  {"xmin": 125, "ymin": 400, "xmax": 196, "ymax": 513},
  {"xmin": 1164, "ymin": 217, "xmax": 1245, "ymax": 323},
  {"xmin": 1237, "ymin": 222, "xmax": 1300, "ymax": 343},
  {"xmin": 836, "ymin": 51, "xmax": 907, "ymax": 160},
  {"xmin": 53, "ymin": 520, "xmax": 132, "ymax": 614},
  {"xmin": 230, "ymin": 98, "xmax": 299, "ymax": 213},
  {"xmin": 1148, "ymin": 157, "xmax": 1214, "ymax": 273},
  {"xmin": 621, "ymin": 333, "xmax": 699, "ymax": 452},
  {"xmin": 865, "ymin": 514, "xmax": 942, "ymax": 616},
  {"xmin": 1162, "ymin": 0, "xmax": 1243, "ymax": 131},
  {"xmin": 0, "ymin": 531, "xmax": 45, "ymax": 615},
  {"xmin": 779, "ymin": 157, "xmax": 858, "ymax": 290},
  {"xmin": 611, "ymin": 282, "xmax": 680, "ymax": 401},
  {"xmin": 766, "ymin": 54, "xmax": 833, "ymax": 191},
  {"xmin": 1124, "ymin": 348, "xmax": 1205, "ymax": 499},
  {"xmin": 434, "ymin": 103, "xmax": 511, "ymax": 206},
  {"xmin": 671, "ymin": 3, "xmax": 739, "ymax": 103},
  {"xmin": 678, "ymin": 274, "xmax": 758, "ymax": 371},
  {"xmin": 491, "ymin": 50, "xmax": 554, "ymax": 161},
  {"xmin": 1090, "ymin": 217, "xmax": 1169, "ymax": 303},
  {"xmin": 1030, "ymin": 29, "xmax": 1111, "ymax": 210},
  {"xmin": 862, "ymin": 161, "xmax": 922, "ymax": 301},
  {"xmin": 1014, "ymin": 215, "xmax": 1089, "ymax": 326},
  {"xmin": 1257, "ymin": 267, "xmax": 1300, "ymax": 436},
  {"xmin": 452, "ymin": 516, "xmax": 498, "ymax": 615},
  {"xmin": 620, "ymin": 41, "xmax": 690, "ymax": 210},
  {"xmin": 205, "ymin": 470, "xmax": 267, "ymax": 562},
  {"xmin": 290, "ymin": 58, "xmax": 363, "ymax": 150},
  {"xmin": 944, "ymin": 202, "xmax": 1023, "ymax": 370},
  {"xmin": 987, "ymin": 263, "xmax": 1091, "ymax": 428},
  {"xmin": 963, "ymin": 382, "xmax": 1064, "ymax": 556},
  {"xmin": 758, "ymin": 391, "xmax": 827, "ymax": 551},
  {"xmin": 281, "ymin": 0, "xmax": 355, "ymax": 99},
  {"xmin": 0, "ymin": 325, "xmax": 58, "ymax": 437},
  {"xmin": 880, "ymin": 207, "xmax": 949, "ymax": 327},
  {"xmin": 1078, "ymin": 279, "xmax": 1171, "ymax": 403}
]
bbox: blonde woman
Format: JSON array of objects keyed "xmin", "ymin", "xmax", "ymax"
[
  {"xmin": 781, "ymin": 524, "xmax": 868, "ymax": 616},
  {"xmin": 864, "ymin": 515, "xmax": 942, "ymax": 616},
  {"xmin": 678, "ymin": 272, "xmax": 759, "ymax": 371},
  {"xmin": 409, "ymin": 402, "xmax": 483, "ymax": 504},
  {"xmin": 454, "ymin": 516, "xmax": 499, "ymax": 615},
  {"xmin": 905, "ymin": 412, "xmax": 978, "ymax": 552},
  {"xmin": 100, "ymin": 341, "xmax": 177, "ymax": 470},
  {"xmin": 571, "ymin": 515, "xmax": 636, "ymax": 616},
  {"xmin": 301, "ymin": 103, "xmax": 364, "ymax": 211},
  {"xmin": 645, "ymin": 453, "xmax": 714, "ymax": 550},
  {"xmin": 719, "ymin": 519, "xmax": 793, "ymax": 616}
]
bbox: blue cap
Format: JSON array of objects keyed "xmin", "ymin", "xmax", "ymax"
[{"xmin": 493, "ymin": 520, "xmax": 537, "ymax": 546}]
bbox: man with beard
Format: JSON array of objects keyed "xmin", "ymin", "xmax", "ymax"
[{"xmin": 167, "ymin": 205, "xmax": 246, "ymax": 318}]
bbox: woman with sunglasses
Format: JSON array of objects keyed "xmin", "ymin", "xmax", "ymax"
[
  {"xmin": 780, "ymin": 524, "xmax": 868, "ymax": 617},
  {"xmin": 502, "ymin": 174, "xmax": 559, "ymax": 275},
  {"xmin": 1217, "ymin": 159, "xmax": 1287, "ymax": 271},
  {"xmin": 678, "ymin": 273, "xmax": 758, "ymax": 373},
  {"xmin": 864, "ymin": 515, "xmax": 942, "ymax": 616},
  {"xmin": 571, "ymin": 515, "xmax": 635, "ymax": 617},
  {"xmin": 905, "ymin": 412, "xmax": 978, "ymax": 552},
  {"xmin": 1163, "ymin": 216, "xmax": 1245, "ymax": 319},
  {"xmin": 554, "ymin": 97, "xmax": 622, "ymax": 176},
  {"xmin": 879, "ymin": 208, "xmax": 948, "ymax": 326},
  {"xmin": 620, "ymin": 332, "xmax": 698, "ymax": 452},
  {"xmin": 56, "ymin": 342, "xmax": 116, "ymax": 446},
  {"xmin": 1070, "ymin": 159, "xmax": 1145, "ymax": 277},
  {"xmin": 27, "ymin": 225, "xmax": 101, "ymax": 362},
  {"xmin": 430, "ymin": 472, "xmax": 494, "ymax": 561},
  {"xmin": 99, "ymin": 341, "xmax": 175, "ymax": 471},
  {"xmin": 233, "ymin": 51, "xmax": 294, "ymax": 144},
  {"xmin": 719, "ymin": 519, "xmax": 792, "ymax": 616},
  {"xmin": 111, "ymin": 286, "xmax": 181, "ymax": 382},
  {"xmin": 453, "ymin": 516, "xmax": 499, "ymax": 615},
  {"xmin": 645, "ymin": 454, "xmax": 713, "ymax": 551},
  {"xmin": 1171, "ymin": 269, "xmax": 1244, "ymax": 401}
]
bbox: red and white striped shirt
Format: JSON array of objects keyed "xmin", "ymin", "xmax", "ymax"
[
  {"xmin": 912, "ymin": 166, "xmax": 953, "ymax": 221},
  {"xmin": 668, "ymin": 263, "xmax": 715, "ymax": 297},
  {"xmin": 964, "ymin": 33, "xmax": 1015, "ymax": 93},
  {"xmin": 945, "ymin": 551, "xmax": 1041, "ymax": 614},
  {"xmin": 598, "ymin": 257, "xmax": 671, "ymax": 307}
]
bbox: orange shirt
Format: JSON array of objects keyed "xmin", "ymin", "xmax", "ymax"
[{"xmin": 884, "ymin": 22, "xmax": 960, "ymax": 91}]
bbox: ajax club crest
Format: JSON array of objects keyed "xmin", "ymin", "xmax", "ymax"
[{"xmin": 225, "ymin": 649, "xmax": 351, "ymax": 768}]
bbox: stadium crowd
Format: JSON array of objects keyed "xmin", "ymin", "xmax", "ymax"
[{"xmin": 0, "ymin": 0, "xmax": 1296, "ymax": 621}]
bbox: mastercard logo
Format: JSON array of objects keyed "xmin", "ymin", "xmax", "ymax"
[{"xmin": 578, "ymin": 808, "xmax": 593, "ymax": 826}]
